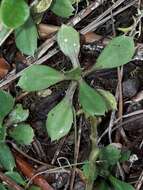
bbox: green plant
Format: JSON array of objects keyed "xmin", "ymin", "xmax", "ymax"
[
  {"xmin": 0, "ymin": 0, "xmax": 135, "ymax": 189},
  {"xmin": 18, "ymin": 24, "xmax": 135, "ymax": 140},
  {"xmin": 0, "ymin": 23, "xmax": 135, "ymax": 188},
  {"xmin": 0, "ymin": 0, "xmax": 37, "ymax": 55},
  {"xmin": 82, "ymin": 144, "xmax": 132, "ymax": 190},
  {"xmin": 17, "ymin": 24, "xmax": 135, "ymax": 189},
  {"xmin": 0, "ymin": 89, "xmax": 35, "ymax": 189},
  {"xmin": 0, "ymin": 0, "xmax": 83, "ymax": 54},
  {"xmin": 0, "ymin": 90, "xmax": 34, "ymax": 161}
]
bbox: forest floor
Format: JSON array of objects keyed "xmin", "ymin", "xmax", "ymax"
[{"xmin": 0, "ymin": 0, "xmax": 143, "ymax": 189}]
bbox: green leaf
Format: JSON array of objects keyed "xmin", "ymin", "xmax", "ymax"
[
  {"xmin": 97, "ymin": 181, "xmax": 111, "ymax": 190},
  {"xmin": 8, "ymin": 104, "xmax": 29, "ymax": 124},
  {"xmin": 97, "ymin": 89, "xmax": 117, "ymax": 111},
  {"xmin": 18, "ymin": 65, "xmax": 65, "ymax": 92},
  {"xmin": 0, "ymin": 90, "xmax": 14, "ymax": 124},
  {"xmin": 5, "ymin": 171, "xmax": 26, "ymax": 186},
  {"xmin": 1, "ymin": 0, "xmax": 30, "ymax": 28},
  {"xmin": 0, "ymin": 143, "xmax": 16, "ymax": 171},
  {"xmin": 46, "ymin": 97, "xmax": 73, "ymax": 141},
  {"xmin": 51, "ymin": 0, "xmax": 74, "ymax": 18},
  {"xmin": 33, "ymin": 0, "xmax": 52, "ymax": 13},
  {"xmin": 79, "ymin": 81, "xmax": 107, "ymax": 116},
  {"xmin": 0, "ymin": 25, "xmax": 12, "ymax": 46},
  {"xmin": 29, "ymin": 186, "xmax": 41, "ymax": 190},
  {"xmin": 120, "ymin": 150, "xmax": 131, "ymax": 162},
  {"xmin": 97, "ymin": 145, "xmax": 120, "ymax": 178},
  {"xmin": 9, "ymin": 124, "xmax": 34, "ymax": 145},
  {"xmin": 94, "ymin": 35, "xmax": 135, "ymax": 69},
  {"xmin": 15, "ymin": 17, "xmax": 38, "ymax": 56},
  {"xmin": 82, "ymin": 161, "xmax": 97, "ymax": 180},
  {"xmin": 99, "ymin": 145, "xmax": 121, "ymax": 166},
  {"xmin": 65, "ymin": 67, "xmax": 82, "ymax": 80},
  {"xmin": 109, "ymin": 175, "xmax": 135, "ymax": 190},
  {"xmin": 57, "ymin": 25, "xmax": 80, "ymax": 65},
  {"xmin": 0, "ymin": 184, "xmax": 7, "ymax": 190},
  {"xmin": 0, "ymin": 126, "xmax": 6, "ymax": 142}
]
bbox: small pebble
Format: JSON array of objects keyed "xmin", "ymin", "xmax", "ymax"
[
  {"xmin": 123, "ymin": 79, "xmax": 139, "ymax": 98},
  {"xmin": 73, "ymin": 181, "xmax": 85, "ymax": 190}
]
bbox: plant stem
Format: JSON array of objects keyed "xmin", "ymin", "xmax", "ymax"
[
  {"xmin": 66, "ymin": 81, "xmax": 77, "ymax": 103},
  {"xmin": 82, "ymin": 65, "xmax": 97, "ymax": 77},
  {"xmin": 86, "ymin": 117, "xmax": 99, "ymax": 190},
  {"xmin": 71, "ymin": 54, "xmax": 80, "ymax": 69},
  {"xmin": 0, "ymin": 28, "xmax": 13, "ymax": 47}
]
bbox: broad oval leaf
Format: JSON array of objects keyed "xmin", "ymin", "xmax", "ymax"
[
  {"xmin": 18, "ymin": 65, "xmax": 65, "ymax": 92},
  {"xmin": 99, "ymin": 144, "xmax": 121, "ymax": 166},
  {"xmin": 1, "ymin": 0, "xmax": 30, "ymax": 28},
  {"xmin": 33, "ymin": 0, "xmax": 52, "ymax": 13},
  {"xmin": 109, "ymin": 175, "xmax": 135, "ymax": 190},
  {"xmin": 51, "ymin": 0, "xmax": 74, "ymax": 18},
  {"xmin": 0, "ymin": 126, "xmax": 6, "ymax": 142},
  {"xmin": 0, "ymin": 90, "xmax": 14, "ymax": 123},
  {"xmin": 9, "ymin": 124, "xmax": 34, "ymax": 145},
  {"xmin": 79, "ymin": 81, "xmax": 107, "ymax": 116},
  {"xmin": 8, "ymin": 104, "xmax": 29, "ymax": 124},
  {"xmin": 57, "ymin": 25, "xmax": 80, "ymax": 64},
  {"xmin": 95, "ymin": 35, "xmax": 135, "ymax": 69},
  {"xmin": 15, "ymin": 17, "xmax": 38, "ymax": 56},
  {"xmin": 0, "ymin": 143, "xmax": 16, "ymax": 171},
  {"xmin": 97, "ymin": 89, "xmax": 117, "ymax": 111},
  {"xmin": 5, "ymin": 171, "xmax": 26, "ymax": 186},
  {"xmin": 46, "ymin": 97, "xmax": 73, "ymax": 141}
]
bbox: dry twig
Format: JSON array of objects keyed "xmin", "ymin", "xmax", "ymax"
[
  {"xmin": 0, "ymin": 0, "xmax": 135, "ymax": 88},
  {"xmin": 0, "ymin": 171, "xmax": 23, "ymax": 190}
]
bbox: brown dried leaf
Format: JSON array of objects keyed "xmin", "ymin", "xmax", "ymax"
[
  {"xmin": 38, "ymin": 24, "xmax": 59, "ymax": 39},
  {"xmin": 0, "ymin": 58, "xmax": 10, "ymax": 78},
  {"xmin": 15, "ymin": 154, "xmax": 54, "ymax": 190}
]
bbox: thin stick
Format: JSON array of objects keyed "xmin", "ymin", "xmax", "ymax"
[
  {"xmin": 98, "ymin": 113, "xmax": 143, "ymax": 144},
  {"xmin": 36, "ymin": 0, "xmax": 107, "ymax": 59},
  {"xmin": 0, "ymin": 171, "xmax": 23, "ymax": 190},
  {"xmin": 27, "ymin": 162, "xmax": 88, "ymax": 187},
  {"xmin": 11, "ymin": 142, "xmax": 51, "ymax": 167},
  {"xmin": 135, "ymin": 170, "xmax": 143, "ymax": 190},
  {"xmin": 70, "ymin": 116, "xmax": 82, "ymax": 190},
  {"xmin": 108, "ymin": 9, "xmax": 117, "ymax": 143},
  {"xmin": 81, "ymin": 0, "xmax": 134, "ymax": 34},
  {"xmin": 0, "ymin": 29, "xmax": 13, "ymax": 47},
  {"xmin": 51, "ymin": 136, "xmax": 67, "ymax": 165},
  {"xmin": 116, "ymin": 67, "xmax": 128, "ymax": 142},
  {"xmin": 0, "ymin": 0, "xmax": 132, "ymax": 88}
]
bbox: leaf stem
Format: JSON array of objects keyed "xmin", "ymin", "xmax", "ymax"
[
  {"xmin": 82, "ymin": 65, "xmax": 97, "ymax": 77},
  {"xmin": 0, "ymin": 29, "xmax": 13, "ymax": 47},
  {"xmin": 86, "ymin": 117, "xmax": 99, "ymax": 190},
  {"xmin": 66, "ymin": 81, "xmax": 77, "ymax": 103},
  {"xmin": 70, "ymin": 54, "xmax": 80, "ymax": 69}
]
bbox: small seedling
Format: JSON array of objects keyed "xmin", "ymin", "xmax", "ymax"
[
  {"xmin": 0, "ymin": 2, "xmax": 136, "ymax": 188},
  {"xmin": 18, "ymin": 24, "xmax": 135, "ymax": 141},
  {"xmin": 82, "ymin": 144, "xmax": 133, "ymax": 190},
  {"xmin": 0, "ymin": 0, "xmax": 85, "ymax": 55},
  {"xmin": 17, "ymin": 24, "xmax": 135, "ymax": 190},
  {"xmin": 0, "ymin": 89, "xmax": 34, "ymax": 171}
]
